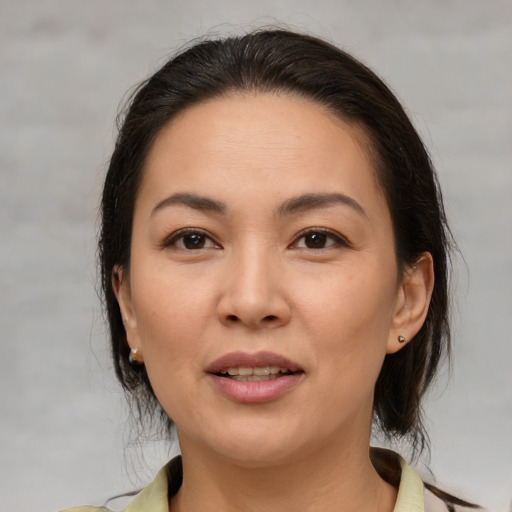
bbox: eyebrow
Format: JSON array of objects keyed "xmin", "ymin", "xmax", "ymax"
[
  {"xmin": 277, "ymin": 193, "xmax": 367, "ymax": 218},
  {"xmin": 151, "ymin": 192, "xmax": 227, "ymax": 216},
  {"xmin": 151, "ymin": 192, "xmax": 367, "ymax": 219}
]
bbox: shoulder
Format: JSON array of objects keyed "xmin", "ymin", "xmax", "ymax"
[
  {"xmin": 424, "ymin": 484, "xmax": 486, "ymax": 512},
  {"xmin": 424, "ymin": 486, "xmax": 482, "ymax": 512},
  {"xmin": 60, "ymin": 508, "xmax": 111, "ymax": 512},
  {"xmin": 59, "ymin": 457, "xmax": 181, "ymax": 512},
  {"xmin": 370, "ymin": 447, "xmax": 482, "ymax": 512}
]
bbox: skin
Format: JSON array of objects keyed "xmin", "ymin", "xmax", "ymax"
[{"xmin": 114, "ymin": 93, "xmax": 434, "ymax": 512}]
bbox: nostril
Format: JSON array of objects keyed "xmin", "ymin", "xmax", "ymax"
[{"xmin": 224, "ymin": 314, "xmax": 278, "ymax": 325}]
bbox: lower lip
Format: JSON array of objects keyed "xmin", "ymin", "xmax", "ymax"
[{"xmin": 209, "ymin": 373, "xmax": 303, "ymax": 403}]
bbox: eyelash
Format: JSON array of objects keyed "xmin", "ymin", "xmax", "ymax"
[
  {"xmin": 290, "ymin": 228, "xmax": 349, "ymax": 250},
  {"xmin": 161, "ymin": 228, "xmax": 220, "ymax": 250},
  {"xmin": 162, "ymin": 227, "xmax": 349, "ymax": 251}
]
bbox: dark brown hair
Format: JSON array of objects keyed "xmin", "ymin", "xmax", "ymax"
[{"xmin": 100, "ymin": 29, "xmax": 453, "ymax": 455}]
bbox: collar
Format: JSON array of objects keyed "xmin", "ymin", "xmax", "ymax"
[
  {"xmin": 124, "ymin": 462, "xmax": 172, "ymax": 512},
  {"xmin": 125, "ymin": 449, "xmax": 424, "ymax": 512}
]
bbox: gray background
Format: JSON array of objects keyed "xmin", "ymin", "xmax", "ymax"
[{"xmin": 1, "ymin": 1, "xmax": 511, "ymax": 511}]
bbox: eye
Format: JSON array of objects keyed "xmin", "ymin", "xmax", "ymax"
[
  {"xmin": 163, "ymin": 229, "xmax": 219, "ymax": 250},
  {"xmin": 292, "ymin": 229, "xmax": 346, "ymax": 250}
]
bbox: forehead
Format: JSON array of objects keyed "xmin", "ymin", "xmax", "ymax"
[
  {"xmin": 139, "ymin": 92, "xmax": 385, "ymax": 215},
  {"xmin": 150, "ymin": 92, "xmax": 373, "ymax": 159}
]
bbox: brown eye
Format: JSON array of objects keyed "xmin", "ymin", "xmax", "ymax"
[
  {"xmin": 164, "ymin": 230, "xmax": 219, "ymax": 250},
  {"xmin": 304, "ymin": 232, "xmax": 328, "ymax": 248},
  {"xmin": 293, "ymin": 229, "xmax": 345, "ymax": 250},
  {"xmin": 182, "ymin": 233, "xmax": 207, "ymax": 249}
]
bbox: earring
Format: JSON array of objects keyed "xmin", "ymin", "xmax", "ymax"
[
  {"xmin": 129, "ymin": 348, "xmax": 143, "ymax": 365},
  {"xmin": 398, "ymin": 335, "xmax": 406, "ymax": 344}
]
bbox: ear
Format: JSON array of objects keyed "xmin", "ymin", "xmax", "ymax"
[
  {"xmin": 112, "ymin": 265, "xmax": 143, "ymax": 361},
  {"xmin": 387, "ymin": 253, "xmax": 434, "ymax": 354}
]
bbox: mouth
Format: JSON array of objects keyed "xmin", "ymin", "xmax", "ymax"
[
  {"xmin": 216, "ymin": 366, "xmax": 296, "ymax": 382},
  {"xmin": 206, "ymin": 351, "xmax": 304, "ymax": 403},
  {"xmin": 207, "ymin": 351, "xmax": 303, "ymax": 377}
]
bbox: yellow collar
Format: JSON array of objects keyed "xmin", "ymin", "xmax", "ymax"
[
  {"xmin": 124, "ymin": 449, "xmax": 424, "ymax": 512},
  {"xmin": 125, "ymin": 464, "xmax": 170, "ymax": 512},
  {"xmin": 394, "ymin": 453, "xmax": 425, "ymax": 511}
]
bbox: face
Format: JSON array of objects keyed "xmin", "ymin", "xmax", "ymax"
[{"xmin": 116, "ymin": 93, "xmax": 427, "ymax": 467}]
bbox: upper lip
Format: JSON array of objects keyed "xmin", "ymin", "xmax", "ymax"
[{"xmin": 207, "ymin": 351, "xmax": 303, "ymax": 374}]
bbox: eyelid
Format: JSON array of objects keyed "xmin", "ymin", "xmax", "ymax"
[
  {"xmin": 161, "ymin": 227, "xmax": 221, "ymax": 249},
  {"xmin": 289, "ymin": 227, "xmax": 350, "ymax": 249},
  {"xmin": 160, "ymin": 227, "xmax": 349, "ymax": 250}
]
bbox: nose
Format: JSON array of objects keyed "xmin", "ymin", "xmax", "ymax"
[{"xmin": 216, "ymin": 246, "xmax": 292, "ymax": 330}]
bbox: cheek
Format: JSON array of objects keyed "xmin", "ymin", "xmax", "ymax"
[
  {"xmin": 294, "ymin": 261, "xmax": 398, "ymax": 378},
  {"xmin": 132, "ymin": 258, "xmax": 213, "ymax": 329},
  {"xmin": 130, "ymin": 279, "xmax": 210, "ymax": 422},
  {"xmin": 129, "ymin": 266, "xmax": 216, "ymax": 377},
  {"xmin": 297, "ymin": 261, "xmax": 397, "ymax": 334}
]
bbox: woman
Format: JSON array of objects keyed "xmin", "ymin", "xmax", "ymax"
[{"xmin": 65, "ymin": 29, "xmax": 480, "ymax": 512}]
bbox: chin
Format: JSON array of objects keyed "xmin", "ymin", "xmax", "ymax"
[
  {"xmin": 189, "ymin": 416, "xmax": 308, "ymax": 468},
  {"xmin": 216, "ymin": 441, "xmax": 300, "ymax": 469}
]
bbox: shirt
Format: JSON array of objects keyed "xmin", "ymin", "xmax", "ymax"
[{"xmin": 61, "ymin": 448, "xmax": 475, "ymax": 512}]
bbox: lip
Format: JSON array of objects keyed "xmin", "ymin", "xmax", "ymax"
[
  {"xmin": 206, "ymin": 351, "xmax": 304, "ymax": 404},
  {"xmin": 207, "ymin": 351, "xmax": 302, "ymax": 374}
]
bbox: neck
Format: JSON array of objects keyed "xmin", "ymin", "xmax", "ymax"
[{"xmin": 170, "ymin": 436, "xmax": 397, "ymax": 512}]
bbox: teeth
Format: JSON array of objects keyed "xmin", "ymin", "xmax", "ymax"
[
  {"xmin": 231, "ymin": 375, "xmax": 278, "ymax": 381},
  {"xmin": 220, "ymin": 366, "xmax": 290, "ymax": 377},
  {"xmin": 254, "ymin": 366, "xmax": 280, "ymax": 376}
]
